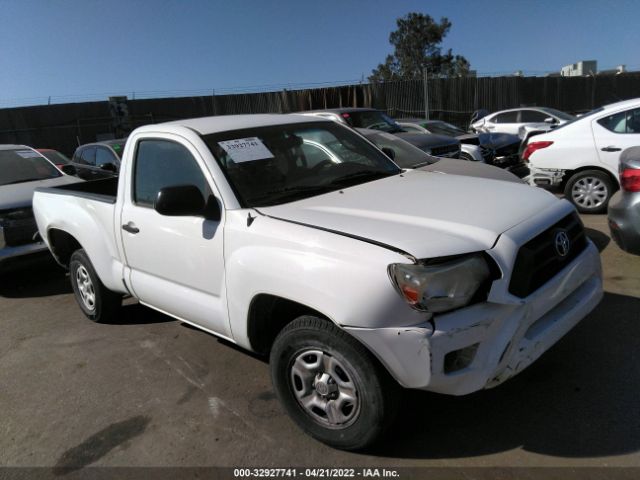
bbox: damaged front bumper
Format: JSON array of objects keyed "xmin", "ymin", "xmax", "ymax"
[{"xmin": 344, "ymin": 241, "xmax": 602, "ymax": 396}]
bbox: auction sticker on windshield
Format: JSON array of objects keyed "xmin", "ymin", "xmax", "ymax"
[
  {"xmin": 219, "ymin": 137, "xmax": 274, "ymax": 163},
  {"xmin": 16, "ymin": 150, "xmax": 42, "ymax": 158}
]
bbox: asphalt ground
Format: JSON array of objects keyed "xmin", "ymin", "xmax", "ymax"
[{"xmin": 0, "ymin": 213, "xmax": 639, "ymax": 471}]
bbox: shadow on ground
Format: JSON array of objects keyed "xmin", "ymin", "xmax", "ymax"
[
  {"xmin": 370, "ymin": 291, "xmax": 640, "ymax": 460},
  {"xmin": 102, "ymin": 303, "xmax": 175, "ymax": 326},
  {"xmin": 53, "ymin": 415, "xmax": 151, "ymax": 474},
  {"xmin": 0, "ymin": 257, "xmax": 70, "ymax": 298},
  {"xmin": 585, "ymin": 227, "xmax": 610, "ymax": 252}
]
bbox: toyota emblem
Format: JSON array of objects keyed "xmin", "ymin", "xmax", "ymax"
[{"xmin": 554, "ymin": 230, "xmax": 571, "ymax": 257}]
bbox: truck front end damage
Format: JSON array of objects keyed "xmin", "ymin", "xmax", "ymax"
[{"xmin": 345, "ymin": 204, "xmax": 603, "ymax": 396}]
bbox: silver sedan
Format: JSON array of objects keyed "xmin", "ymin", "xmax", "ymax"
[{"xmin": 608, "ymin": 147, "xmax": 640, "ymax": 255}]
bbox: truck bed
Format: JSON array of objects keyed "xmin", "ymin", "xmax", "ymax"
[{"xmin": 34, "ymin": 177, "xmax": 118, "ymax": 204}]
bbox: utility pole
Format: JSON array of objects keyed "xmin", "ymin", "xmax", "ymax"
[{"xmin": 423, "ymin": 67, "xmax": 430, "ymax": 120}]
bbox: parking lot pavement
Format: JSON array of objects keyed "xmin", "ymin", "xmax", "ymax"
[{"xmin": 0, "ymin": 213, "xmax": 639, "ymax": 469}]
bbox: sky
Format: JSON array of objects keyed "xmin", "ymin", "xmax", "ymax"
[{"xmin": 1, "ymin": 0, "xmax": 639, "ymax": 106}]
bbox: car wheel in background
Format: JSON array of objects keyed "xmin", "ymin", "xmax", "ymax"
[
  {"xmin": 70, "ymin": 249, "xmax": 122, "ymax": 323},
  {"xmin": 270, "ymin": 315, "xmax": 399, "ymax": 450},
  {"xmin": 460, "ymin": 152, "xmax": 475, "ymax": 161},
  {"xmin": 564, "ymin": 170, "xmax": 614, "ymax": 214}
]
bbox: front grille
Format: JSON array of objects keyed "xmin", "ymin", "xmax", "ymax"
[
  {"xmin": 430, "ymin": 144, "xmax": 460, "ymax": 158},
  {"xmin": 1, "ymin": 209, "xmax": 39, "ymax": 247},
  {"xmin": 509, "ymin": 213, "xmax": 588, "ymax": 298}
]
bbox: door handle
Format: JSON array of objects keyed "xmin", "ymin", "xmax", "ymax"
[
  {"xmin": 601, "ymin": 146, "xmax": 622, "ymax": 152},
  {"xmin": 122, "ymin": 222, "xmax": 140, "ymax": 234}
]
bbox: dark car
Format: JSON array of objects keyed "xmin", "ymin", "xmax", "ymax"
[
  {"xmin": 608, "ymin": 147, "xmax": 640, "ymax": 255},
  {"xmin": 70, "ymin": 139, "xmax": 126, "ymax": 180},
  {"xmin": 300, "ymin": 108, "xmax": 460, "ymax": 159}
]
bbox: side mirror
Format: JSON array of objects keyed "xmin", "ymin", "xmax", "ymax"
[
  {"xmin": 99, "ymin": 162, "xmax": 118, "ymax": 172},
  {"xmin": 61, "ymin": 164, "xmax": 77, "ymax": 176},
  {"xmin": 544, "ymin": 117, "xmax": 556, "ymax": 124},
  {"xmin": 154, "ymin": 185, "xmax": 221, "ymax": 221},
  {"xmin": 381, "ymin": 147, "xmax": 396, "ymax": 160}
]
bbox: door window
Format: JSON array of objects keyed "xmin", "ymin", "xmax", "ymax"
[
  {"xmin": 598, "ymin": 108, "xmax": 640, "ymax": 134},
  {"xmin": 493, "ymin": 111, "xmax": 518, "ymax": 123},
  {"xmin": 96, "ymin": 147, "xmax": 116, "ymax": 166},
  {"xmin": 78, "ymin": 147, "xmax": 96, "ymax": 165},
  {"xmin": 520, "ymin": 110, "xmax": 549, "ymax": 122},
  {"xmin": 133, "ymin": 139, "xmax": 209, "ymax": 208}
]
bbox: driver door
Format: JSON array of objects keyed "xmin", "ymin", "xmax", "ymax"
[{"xmin": 119, "ymin": 135, "xmax": 230, "ymax": 337}]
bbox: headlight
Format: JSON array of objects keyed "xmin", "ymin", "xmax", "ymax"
[{"xmin": 388, "ymin": 254, "xmax": 491, "ymax": 313}]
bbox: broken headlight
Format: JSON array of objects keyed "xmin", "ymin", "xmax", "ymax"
[{"xmin": 388, "ymin": 254, "xmax": 491, "ymax": 313}]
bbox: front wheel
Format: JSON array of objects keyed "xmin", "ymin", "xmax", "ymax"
[
  {"xmin": 70, "ymin": 249, "xmax": 122, "ymax": 323},
  {"xmin": 270, "ymin": 316, "xmax": 398, "ymax": 450},
  {"xmin": 564, "ymin": 170, "xmax": 614, "ymax": 214}
]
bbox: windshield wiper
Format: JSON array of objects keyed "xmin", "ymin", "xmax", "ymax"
[
  {"xmin": 329, "ymin": 170, "xmax": 395, "ymax": 186},
  {"xmin": 250, "ymin": 184, "xmax": 338, "ymax": 205}
]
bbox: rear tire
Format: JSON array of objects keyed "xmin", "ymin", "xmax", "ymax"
[
  {"xmin": 564, "ymin": 170, "xmax": 614, "ymax": 214},
  {"xmin": 69, "ymin": 249, "xmax": 122, "ymax": 323},
  {"xmin": 460, "ymin": 152, "xmax": 475, "ymax": 161},
  {"xmin": 270, "ymin": 315, "xmax": 399, "ymax": 450}
]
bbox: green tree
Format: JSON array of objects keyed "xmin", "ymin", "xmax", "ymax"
[{"xmin": 369, "ymin": 12, "xmax": 470, "ymax": 81}]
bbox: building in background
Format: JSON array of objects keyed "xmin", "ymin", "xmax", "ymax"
[{"xmin": 561, "ymin": 60, "xmax": 598, "ymax": 77}]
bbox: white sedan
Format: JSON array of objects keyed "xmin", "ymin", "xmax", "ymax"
[
  {"xmin": 472, "ymin": 107, "xmax": 575, "ymax": 136},
  {"xmin": 524, "ymin": 98, "xmax": 640, "ymax": 213}
]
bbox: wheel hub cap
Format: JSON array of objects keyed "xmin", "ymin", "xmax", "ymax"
[
  {"xmin": 572, "ymin": 177, "xmax": 608, "ymax": 209},
  {"xmin": 290, "ymin": 350, "xmax": 360, "ymax": 427},
  {"xmin": 76, "ymin": 265, "xmax": 96, "ymax": 311}
]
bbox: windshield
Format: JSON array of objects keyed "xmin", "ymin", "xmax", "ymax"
[
  {"xmin": 0, "ymin": 149, "xmax": 62, "ymax": 186},
  {"xmin": 422, "ymin": 121, "xmax": 465, "ymax": 136},
  {"xmin": 358, "ymin": 130, "xmax": 437, "ymax": 169},
  {"xmin": 540, "ymin": 108, "xmax": 575, "ymax": 121},
  {"xmin": 39, "ymin": 150, "xmax": 70, "ymax": 164},
  {"xmin": 203, "ymin": 122, "xmax": 401, "ymax": 207},
  {"xmin": 108, "ymin": 142, "xmax": 126, "ymax": 159},
  {"xmin": 342, "ymin": 111, "xmax": 404, "ymax": 133}
]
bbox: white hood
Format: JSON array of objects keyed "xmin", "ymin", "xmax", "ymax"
[
  {"xmin": 0, "ymin": 175, "xmax": 81, "ymax": 210},
  {"xmin": 260, "ymin": 169, "xmax": 558, "ymax": 258}
]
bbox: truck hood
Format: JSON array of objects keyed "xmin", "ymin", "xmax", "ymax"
[
  {"xmin": 0, "ymin": 175, "xmax": 82, "ymax": 210},
  {"xmin": 260, "ymin": 169, "xmax": 558, "ymax": 258}
]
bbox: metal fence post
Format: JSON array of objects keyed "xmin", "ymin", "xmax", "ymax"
[{"xmin": 423, "ymin": 67, "xmax": 430, "ymax": 120}]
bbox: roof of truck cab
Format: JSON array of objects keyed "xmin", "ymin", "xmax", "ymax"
[{"xmin": 147, "ymin": 114, "xmax": 331, "ymax": 136}]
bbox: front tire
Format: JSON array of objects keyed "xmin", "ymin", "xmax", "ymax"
[
  {"xmin": 69, "ymin": 249, "xmax": 122, "ymax": 323},
  {"xmin": 564, "ymin": 170, "xmax": 614, "ymax": 214},
  {"xmin": 270, "ymin": 316, "xmax": 398, "ymax": 450}
]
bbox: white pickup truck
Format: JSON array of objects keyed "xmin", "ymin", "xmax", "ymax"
[{"xmin": 33, "ymin": 114, "xmax": 603, "ymax": 450}]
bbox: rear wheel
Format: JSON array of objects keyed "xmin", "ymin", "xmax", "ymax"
[
  {"xmin": 270, "ymin": 316, "xmax": 398, "ymax": 450},
  {"xmin": 564, "ymin": 170, "xmax": 614, "ymax": 213},
  {"xmin": 460, "ymin": 152, "xmax": 475, "ymax": 161},
  {"xmin": 70, "ymin": 249, "xmax": 122, "ymax": 323}
]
